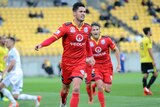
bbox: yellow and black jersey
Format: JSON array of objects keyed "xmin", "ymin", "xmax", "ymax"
[{"xmin": 139, "ymin": 36, "xmax": 153, "ymax": 63}]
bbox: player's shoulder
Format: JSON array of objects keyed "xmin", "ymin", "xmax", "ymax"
[
  {"xmin": 84, "ymin": 23, "xmax": 91, "ymax": 31},
  {"xmin": 84, "ymin": 23, "xmax": 90, "ymax": 26},
  {"xmin": 9, "ymin": 48, "xmax": 17, "ymax": 54},
  {"xmin": 101, "ymin": 35, "xmax": 111, "ymax": 39},
  {"xmin": 63, "ymin": 22, "xmax": 72, "ymax": 26},
  {"xmin": 142, "ymin": 36, "xmax": 150, "ymax": 42}
]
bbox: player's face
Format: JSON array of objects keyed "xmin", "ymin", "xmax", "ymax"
[
  {"xmin": 91, "ymin": 26, "xmax": 100, "ymax": 39},
  {"xmin": 74, "ymin": 7, "xmax": 86, "ymax": 22},
  {"xmin": 149, "ymin": 30, "xmax": 152, "ymax": 36},
  {"xmin": 5, "ymin": 39, "xmax": 13, "ymax": 49}
]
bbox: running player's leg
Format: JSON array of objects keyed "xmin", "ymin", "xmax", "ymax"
[
  {"xmin": 96, "ymin": 79, "xmax": 105, "ymax": 107},
  {"xmin": 143, "ymin": 73, "xmax": 148, "ymax": 89},
  {"xmin": 103, "ymin": 83, "xmax": 112, "ymax": 93},
  {"xmin": 147, "ymin": 67, "xmax": 158, "ymax": 89},
  {"xmin": 86, "ymin": 83, "xmax": 93, "ymax": 104},
  {"xmin": 85, "ymin": 69, "xmax": 93, "ymax": 103},
  {"xmin": 60, "ymin": 83, "xmax": 70, "ymax": 107},
  {"xmin": 70, "ymin": 77, "xmax": 82, "ymax": 107},
  {"xmin": 0, "ymin": 76, "xmax": 18, "ymax": 107},
  {"xmin": 141, "ymin": 63, "xmax": 150, "ymax": 95},
  {"xmin": 141, "ymin": 63, "xmax": 155, "ymax": 95},
  {"xmin": 102, "ymin": 66, "xmax": 113, "ymax": 93},
  {"xmin": 13, "ymin": 90, "xmax": 42, "ymax": 107},
  {"xmin": 14, "ymin": 94, "xmax": 41, "ymax": 107},
  {"xmin": 60, "ymin": 68, "xmax": 71, "ymax": 107},
  {"xmin": 92, "ymin": 82, "xmax": 97, "ymax": 95},
  {"xmin": 12, "ymin": 74, "xmax": 41, "ymax": 107}
]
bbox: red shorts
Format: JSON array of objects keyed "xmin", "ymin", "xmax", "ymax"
[
  {"xmin": 85, "ymin": 64, "xmax": 95, "ymax": 84},
  {"xmin": 94, "ymin": 64, "xmax": 113, "ymax": 84},
  {"xmin": 61, "ymin": 63, "xmax": 86, "ymax": 85}
]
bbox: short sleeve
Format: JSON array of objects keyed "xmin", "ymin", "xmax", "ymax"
[
  {"xmin": 8, "ymin": 51, "xmax": 16, "ymax": 61},
  {"xmin": 53, "ymin": 24, "xmax": 67, "ymax": 39},
  {"xmin": 147, "ymin": 38, "xmax": 152, "ymax": 49},
  {"xmin": 107, "ymin": 37, "xmax": 116, "ymax": 50}
]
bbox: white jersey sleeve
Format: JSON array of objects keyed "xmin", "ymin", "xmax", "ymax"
[{"xmin": 7, "ymin": 47, "xmax": 22, "ymax": 73}]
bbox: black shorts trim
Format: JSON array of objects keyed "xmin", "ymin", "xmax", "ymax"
[
  {"xmin": 61, "ymin": 76, "xmax": 83, "ymax": 85},
  {"xmin": 70, "ymin": 76, "xmax": 83, "ymax": 80},
  {"xmin": 141, "ymin": 63, "xmax": 154, "ymax": 74}
]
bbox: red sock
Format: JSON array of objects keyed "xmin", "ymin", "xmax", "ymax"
[
  {"xmin": 60, "ymin": 90, "xmax": 68, "ymax": 104},
  {"xmin": 86, "ymin": 85, "xmax": 92, "ymax": 102},
  {"xmin": 98, "ymin": 91, "xmax": 105, "ymax": 107},
  {"xmin": 92, "ymin": 83, "xmax": 97, "ymax": 94},
  {"xmin": 70, "ymin": 92, "xmax": 79, "ymax": 107}
]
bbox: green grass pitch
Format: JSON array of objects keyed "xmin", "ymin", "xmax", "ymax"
[{"xmin": 0, "ymin": 72, "xmax": 160, "ymax": 107}]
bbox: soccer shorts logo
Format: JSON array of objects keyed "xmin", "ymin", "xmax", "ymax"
[{"xmin": 147, "ymin": 69, "xmax": 154, "ymax": 73}]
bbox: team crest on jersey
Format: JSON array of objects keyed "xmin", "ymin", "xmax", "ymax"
[
  {"xmin": 70, "ymin": 27, "xmax": 75, "ymax": 33},
  {"xmin": 90, "ymin": 41, "xmax": 94, "ymax": 47},
  {"xmin": 55, "ymin": 30, "xmax": 60, "ymax": 35},
  {"xmin": 84, "ymin": 27, "xmax": 88, "ymax": 33},
  {"xmin": 101, "ymin": 39, "xmax": 105, "ymax": 45},
  {"xmin": 76, "ymin": 34, "xmax": 84, "ymax": 42},
  {"xmin": 95, "ymin": 47, "xmax": 102, "ymax": 53}
]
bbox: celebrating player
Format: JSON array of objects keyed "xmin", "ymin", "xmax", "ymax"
[
  {"xmin": 35, "ymin": 2, "xmax": 95, "ymax": 107},
  {"xmin": 0, "ymin": 37, "xmax": 41, "ymax": 107},
  {"xmin": 140, "ymin": 27, "xmax": 158, "ymax": 96},
  {"xmin": 86, "ymin": 22, "xmax": 121, "ymax": 107}
]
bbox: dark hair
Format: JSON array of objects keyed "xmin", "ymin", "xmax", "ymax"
[
  {"xmin": 143, "ymin": 27, "xmax": 150, "ymax": 35},
  {"xmin": 72, "ymin": 2, "xmax": 85, "ymax": 12},
  {"xmin": 91, "ymin": 22, "xmax": 101, "ymax": 28},
  {"xmin": 7, "ymin": 37, "xmax": 16, "ymax": 43}
]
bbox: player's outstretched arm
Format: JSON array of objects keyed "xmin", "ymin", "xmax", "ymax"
[{"xmin": 35, "ymin": 36, "xmax": 58, "ymax": 51}]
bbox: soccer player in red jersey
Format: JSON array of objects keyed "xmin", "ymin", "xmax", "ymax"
[
  {"xmin": 35, "ymin": 2, "xmax": 95, "ymax": 107},
  {"xmin": 86, "ymin": 23, "xmax": 121, "ymax": 107}
]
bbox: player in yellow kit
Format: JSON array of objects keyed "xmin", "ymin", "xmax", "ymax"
[
  {"xmin": 0, "ymin": 36, "xmax": 9, "ymax": 101},
  {"xmin": 140, "ymin": 27, "xmax": 158, "ymax": 96}
]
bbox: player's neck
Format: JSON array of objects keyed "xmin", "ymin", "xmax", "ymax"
[
  {"xmin": 8, "ymin": 46, "xmax": 14, "ymax": 50},
  {"xmin": 146, "ymin": 35, "xmax": 150, "ymax": 38},
  {"xmin": 73, "ymin": 19, "xmax": 83, "ymax": 28},
  {"xmin": 93, "ymin": 37, "xmax": 99, "ymax": 42}
]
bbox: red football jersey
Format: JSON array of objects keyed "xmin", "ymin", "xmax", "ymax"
[
  {"xmin": 89, "ymin": 36, "xmax": 116, "ymax": 66},
  {"xmin": 40, "ymin": 22, "xmax": 92, "ymax": 65}
]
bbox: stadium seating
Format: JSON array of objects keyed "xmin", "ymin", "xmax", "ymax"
[
  {"xmin": 110, "ymin": 0, "xmax": 160, "ymax": 52},
  {"xmin": 0, "ymin": 7, "xmax": 99, "ymax": 56},
  {"xmin": 0, "ymin": 0, "xmax": 159, "ymax": 56}
]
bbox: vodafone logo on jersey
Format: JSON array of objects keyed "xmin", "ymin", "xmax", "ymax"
[
  {"xmin": 76, "ymin": 34, "xmax": 84, "ymax": 42},
  {"xmin": 95, "ymin": 47, "xmax": 102, "ymax": 53}
]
